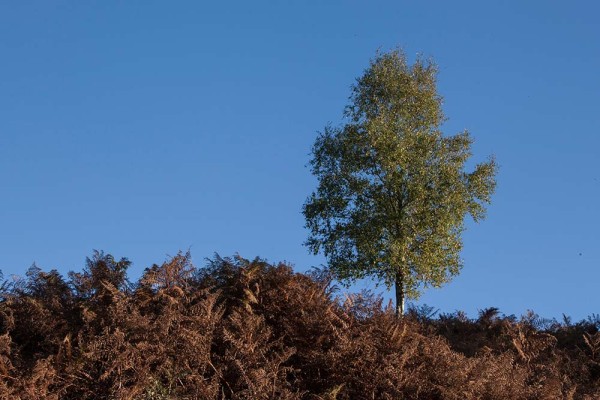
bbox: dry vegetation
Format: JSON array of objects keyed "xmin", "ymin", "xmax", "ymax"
[{"xmin": 0, "ymin": 251, "xmax": 598, "ymax": 399}]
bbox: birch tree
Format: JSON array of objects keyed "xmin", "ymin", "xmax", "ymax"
[{"xmin": 303, "ymin": 50, "xmax": 497, "ymax": 315}]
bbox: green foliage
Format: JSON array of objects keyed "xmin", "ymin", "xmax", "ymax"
[{"xmin": 303, "ymin": 49, "xmax": 497, "ymax": 312}]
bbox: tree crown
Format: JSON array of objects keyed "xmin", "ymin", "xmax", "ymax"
[{"xmin": 303, "ymin": 49, "xmax": 497, "ymax": 300}]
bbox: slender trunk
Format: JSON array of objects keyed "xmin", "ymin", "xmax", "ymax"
[{"xmin": 395, "ymin": 271, "xmax": 405, "ymax": 316}]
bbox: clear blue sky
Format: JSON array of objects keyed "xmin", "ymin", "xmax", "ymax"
[{"xmin": 1, "ymin": 1, "xmax": 598, "ymax": 321}]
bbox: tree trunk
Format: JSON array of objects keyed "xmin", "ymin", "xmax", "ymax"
[{"xmin": 395, "ymin": 271, "xmax": 405, "ymax": 316}]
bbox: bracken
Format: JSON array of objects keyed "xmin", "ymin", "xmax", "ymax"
[{"xmin": 0, "ymin": 252, "xmax": 598, "ymax": 399}]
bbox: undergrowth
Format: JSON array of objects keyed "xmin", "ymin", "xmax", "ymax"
[{"xmin": 0, "ymin": 251, "xmax": 598, "ymax": 399}]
